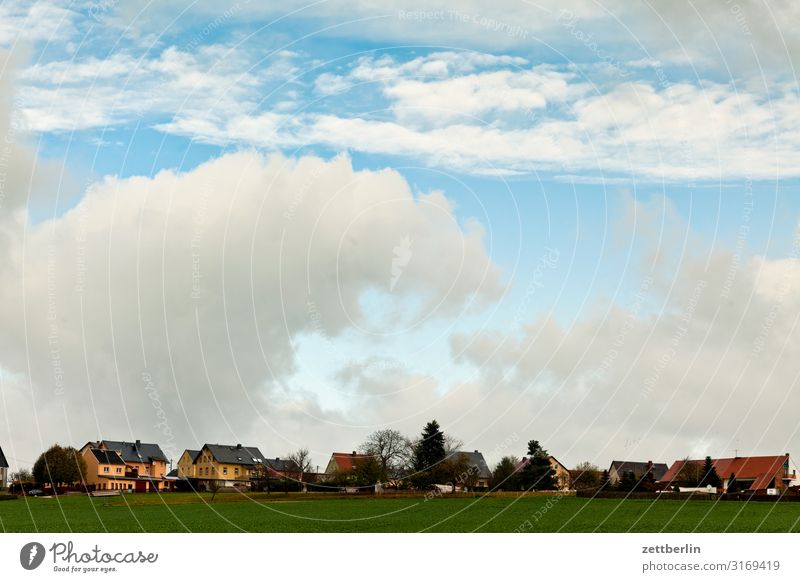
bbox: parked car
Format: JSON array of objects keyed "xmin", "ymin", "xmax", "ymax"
[{"xmin": 26, "ymin": 489, "xmax": 45, "ymax": 497}]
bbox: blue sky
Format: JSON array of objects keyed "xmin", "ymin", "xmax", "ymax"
[{"xmin": 1, "ymin": 0, "xmax": 800, "ymax": 472}]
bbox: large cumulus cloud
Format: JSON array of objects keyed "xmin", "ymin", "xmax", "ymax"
[{"xmin": 0, "ymin": 146, "xmax": 502, "ymax": 469}]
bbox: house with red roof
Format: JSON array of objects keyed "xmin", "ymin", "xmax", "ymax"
[
  {"xmin": 324, "ymin": 451, "xmax": 373, "ymax": 475},
  {"xmin": 660, "ymin": 454, "xmax": 796, "ymax": 494}
]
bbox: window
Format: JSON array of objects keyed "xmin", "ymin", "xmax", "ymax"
[
  {"xmin": 103, "ymin": 467, "xmax": 109, "ymax": 473},
  {"xmin": 234, "ymin": 467, "xmax": 239, "ymax": 476},
  {"xmin": 223, "ymin": 467, "xmax": 228, "ymax": 476},
  {"xmin": 116, "ymin": 467, "xmax": 122, "ymax": 474}
]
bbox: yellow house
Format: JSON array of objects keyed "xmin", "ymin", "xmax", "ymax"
[
  {"xmin": 81, "ymin": 439, "xmax": 171, "ymax": 492},
  {"xmin": 81, "ymin": 447, "xmax": 135, "ymax": 491},
  {"xmin": 549, "ymin": 455, "xmax": 572, "ymax": 490},
  {"xmin": 195, "ymin": 444, "xmax": 266, "ymax": 489},
  {"xmin": 177, "ymin": 449, "xmax": 201, "ymax": 479}
]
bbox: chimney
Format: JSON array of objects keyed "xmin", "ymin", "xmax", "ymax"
[
  {"xmin": 474, "ymin": 450, "xmax": 479, "ymax": 453},
  {"xmin": 236, "ymin": 444, "xmax": 242, "ymax": 449},
  {"xmin": 135, "ymin": 439, "xmax": 141, "ymax": 448},
  {"xmin": 352, "ymin": 451, "xmax": 357, "ymax": 456}
]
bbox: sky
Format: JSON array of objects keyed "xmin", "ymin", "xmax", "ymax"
[{"xmin": 1, "ymin": 0, "xmax": 800, "ymax": 475}]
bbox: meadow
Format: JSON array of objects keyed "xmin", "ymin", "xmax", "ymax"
[{"xmin": 1, "ymin": 492, "xmax": 799, "ymax": 533}]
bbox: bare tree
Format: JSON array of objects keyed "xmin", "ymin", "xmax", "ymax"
[
  {"xmin": 359, "ymin": 430, "xmax": 412, "ymax": 482},
  {"xmin": 288, "ymin": 448, "xmax": 313, "ymax": 483},
  {"xmin": 444, "ymin": 434, "xmax": 464, "ymax": 455}
]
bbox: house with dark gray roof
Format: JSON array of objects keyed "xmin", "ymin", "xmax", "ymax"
[
  {"xmin": 265, "ymin": 458, "xmax": 301, "ymax": 477},
  {"xmin": 80, "ymin": 439, "xmax": 172, "ymax": 492},
  {"xmin": 194, "ymin": 443, "xmax": 267, "ymax": 488},
  {"xmin": 445, "ymin": 450, "xmax": 492, "ymax": 490},
  {"xmin": 0, "ymin": 445, "xmax": 8, "ymax": 489},
  {"xmin": 607, "ymin": 460, "xmax": 669, "ymax": 485}
]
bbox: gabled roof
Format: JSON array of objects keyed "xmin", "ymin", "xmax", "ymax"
[
  {"xmin": 202, "ymin": 444, "xmax": 265, "ymax": 466},
  {"xmin": 328, "ymin": 452, "xmax": 372, "ymax": 472},
  {"xmin": 661, "ymin": 455, "xmax": 790, "ymax": 490},
  {"xmin": 266, "ymin": 458, "xmax": 300, "ymax": 472},
  {"xmin": 446, "ymin": 450, "xmax": 492, "ymax": 480},
  {"xmin": 89, "ymin": 448, "xmax": 126, "ymax": 466},
  {"xmin": 101, "ymin": 440, "xmax": 168, "ymax": 463},
  {"xmin": 609, "ymin": 460, "xmax": 669, "ymax": 481},
  {"xmin": 0, "ymin": 445, "xmax": 7, "ymax": 468},
  {"xmin": 181, "ymin": 449, "xmax": 201, "ymax": 463}
]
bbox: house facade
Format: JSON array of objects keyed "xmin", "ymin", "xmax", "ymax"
[
  {"xmin": 0, "ymin": 446, "xmax": 8, "ymax": 490},
  {"xmin": 177, "ymin": 449, "xmax": 201, "ymax": 479},
  {"xmin": 80, "ymin": 440, "xmax": 170, "ymax": 492},
  {"xmin": 607, "ymin": 460, "xmax": 669, "ymax": 485},
  {"xmin": 324, "ymin": 451, "xmax": 373, "ymax": 477},
  {"xmin": 194, "ymin": 443, "xmax": 266, "ymax": 488},
  {"xmin": 549, "ymin": 456, "xmax": 571, "ymax": 490},
  {"xmin": 514, "ymin": 455, "xmax": 574, "ymax": 490},
  {"xmin": 660, "ymin": 455, "xmax": 795, "ymax": 493}
]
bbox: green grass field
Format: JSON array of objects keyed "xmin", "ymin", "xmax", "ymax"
[{"xmin": 1, "ymin": 493, "xmax": 799, "ymax": 533}]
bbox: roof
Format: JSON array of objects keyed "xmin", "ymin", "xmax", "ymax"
[
  {"xmin": 101, "ymin": 440, "xmax": 168, "ymax": 463},
  {"xmin": 0, "ymin": 446, "xmax": 7, "ymax": 468},
  {"xmin": 328, "ymin": 452, "xmax": 373, "ymax": 472},
  {"xmin": 181, "ymin": 449, "xmax": 201, "ymax": 463},
  {"xmin": 266, "ymin": 458, "xmax": 300, "ymax": 472},
  {"xmin": 661, "ymin": 455, "xmax": 790, "ymax": 490},
  {"xmin": 609, "ymin": 460, "xmax": 669, "ymax": 481},
  {"xmin": 203, "ymin": 444, "xmax": 266, "ymax": 466},
  {"xmin": 166, "ymin": 469, "xmax": 179, "ymax": 478},
  {"xmin": 446, "ymin": 450, "xmax": 492, "ymax": 480},
  {"xmin": 88, "ymin": 448, "xmax": 126, "ymax": 466}
]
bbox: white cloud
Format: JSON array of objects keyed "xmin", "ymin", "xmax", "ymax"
[
  {"xmin": 17, "ymin": 44, "xmax": 280, "ymax": 132},
  {"xmin": 0, "ymin": 1, "xmax": 76, "ymax": 46},
  {"xmin": 0, "ymin": 149, "xmax": 503, "ymax": 470}
]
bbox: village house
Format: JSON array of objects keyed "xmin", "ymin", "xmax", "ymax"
[
  {"xmin": 194, "ymin": 443, "xmax": 266, "ymax": 489},
  {"xmin": 607, "ymin": 460, "xmax": 669, "ymax": 485},
  {"xmin": 515, "ymin": 455, "xmax": 573, "ymax": 490},
  {"xmin": 445, "ymin": 450, "xmax": 492, "ymax": 490},
  {"xmin": 80, "ymin": 440, "xmax": 170, "ymax": 492},
  {"xmin": 0, "ymin": 445, "xmax": 8, "ymax": 490},
  {"xmin": 324, "ymin": 451, "xmax": 373, "ymax": 477},
  {"xmin": 660, "ymin": 454, "xmax": 796, "ymax": 494},
  {"xmin": 263, "ymin": 457, "xmax": 301, "ymax": 480},
  {"xmin": 177, "ymin": 449, "xmax": 201, "ymax": 479}
]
